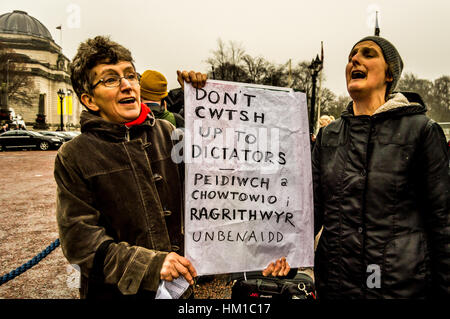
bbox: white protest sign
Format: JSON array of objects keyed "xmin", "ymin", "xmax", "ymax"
[{"xmin": 183, "ymin": 80, "xmax": 313, "ymax": 275}]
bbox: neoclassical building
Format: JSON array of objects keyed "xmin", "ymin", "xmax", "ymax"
[{"xmin": 0, "ymin": 10, "xmax": 81, "ymax": 129}]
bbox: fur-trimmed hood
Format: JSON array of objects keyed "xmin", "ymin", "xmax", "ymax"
[
  {"xmin": 373, "ymin": 92, "xmax": 422, "ymax": 115},
  {"xmin": 342, "ymin": 91, "xmax": 427, "ymax": 118}
]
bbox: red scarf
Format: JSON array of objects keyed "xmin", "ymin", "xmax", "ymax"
[{"xmin": 125, "ymin": 103, "xmax": 151, "ymax": 127}]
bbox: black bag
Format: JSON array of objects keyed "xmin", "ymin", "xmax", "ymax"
[{"xmin": 231, "ymin": 270, "xmax": 316, "ymax": 300}]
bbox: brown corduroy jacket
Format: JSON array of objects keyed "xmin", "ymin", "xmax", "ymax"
[{"xmin": 54, "ymin": 110, "xmax": 185, "ymax": 298}]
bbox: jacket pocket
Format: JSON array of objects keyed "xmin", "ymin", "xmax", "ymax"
[
  {"xmin": 319, "ymin": 124, "xmax": 346, "ymax": 198},
  {"xmin": 321, "ymin": 120, "xmax": 346, "ymax": 147},
  {"xmin": 382, "ymin": 232, "xmax": 430, "ymax": 298},
  {"xmin": 374, "ymin": 136, "xmax": 414, "ymax": 184}
]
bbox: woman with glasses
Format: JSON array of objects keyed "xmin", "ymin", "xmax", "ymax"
[
  {"xmin": 55, "ymin": 35, "xmax": 289, "ymax": 299},
  {"xmin": 55, "ymin": 36, "xmax": 208, "ymax": 299}
]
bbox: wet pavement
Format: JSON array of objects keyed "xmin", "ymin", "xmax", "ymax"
[{"xmin": 0, "ymin": 150, "xmax": 78, "ymax": 299}]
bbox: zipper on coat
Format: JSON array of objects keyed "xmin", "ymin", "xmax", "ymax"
[
  {"xmin": 125, "ymin": 126, "xmax": 130, "ymax": 141},
  {"xmin": 360, "ymin": 118, "xmax": 374, "ymax": 297}
]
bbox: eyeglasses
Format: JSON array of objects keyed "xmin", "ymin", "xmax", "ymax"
[{"xmin": 91, "ymin": 72, "xmax": 140, "ymax": 89}]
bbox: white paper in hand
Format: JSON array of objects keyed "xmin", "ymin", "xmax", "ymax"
[{"xmin": 155, "ymin": 277, "xmax": 190, "ymax": 299}]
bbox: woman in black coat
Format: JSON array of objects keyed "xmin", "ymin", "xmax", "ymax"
[{"xmin": 312, "ymin": 36, "xmax": 449, "ymax": 299}]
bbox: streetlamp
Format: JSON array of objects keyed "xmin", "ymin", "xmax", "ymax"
[
  {"xmin": 308, "ymin": 54, "xmax": 323, "ymax": 134},
  {"xmin": 6, "ymin": 59, "xmax": 10, "ymax": 109},
  {"xmin": 57, "ymin": 89, "xmax": 65, "ymax": 131},
  {"xmin": 67, "ymin": 89, "xmax": 72, "ymax": 130}
]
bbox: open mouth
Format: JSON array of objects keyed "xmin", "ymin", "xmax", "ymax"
[
  {"xmin": 118, "ymin": 97, "xmax": 136, "ymax": 104},
  {"xmin": 351, "ymin": 70, "xmax": 366, "ymax": 80}
]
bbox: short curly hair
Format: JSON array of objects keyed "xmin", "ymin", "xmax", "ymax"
[{"xmin": 69, "ymin": 36, "xmax": 134, "ymax": 106}]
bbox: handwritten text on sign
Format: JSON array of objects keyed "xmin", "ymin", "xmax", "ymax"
[{"xmin": 184, "ymin": 80, "xmax": 313, "ymax": 275}]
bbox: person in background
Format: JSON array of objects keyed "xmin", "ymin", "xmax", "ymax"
[
  {"xmin": 140, "ymin": 70, "xmax": 184, "ymax": 128},
  {"xmin": 318, "ymin": 115, "xmax": 335, "ymax": 128},
  {"xmin": 166, "ymin": 87, "xmax": 185, "ymax": 117},
  {"xmin": 312, "ymin": 36, "xmax": 449, "ymax": 299},
  {"xmin": 311, "ymin": 115, "xmax": 336, "ymax": 149},
  {"xmin": 0, "ymin": 123, "xmax": 9, "ymax": 133}
]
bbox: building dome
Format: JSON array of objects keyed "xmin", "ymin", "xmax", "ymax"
[{"xmin": 0, "ymin": 10, "xmax": 53, "ymax": 41}]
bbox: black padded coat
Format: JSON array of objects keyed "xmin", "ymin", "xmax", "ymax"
[{"xmin": 312, "ymin": 92, "xmax": 449, "ymax": 299}]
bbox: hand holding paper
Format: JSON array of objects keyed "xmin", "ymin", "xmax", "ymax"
[
  {"xmin": 262, "ymin": 257, "xmax": 290, "ymax": 277},
  {"xmin": 156, "ymin": 277, "xmax": 190, "ymax": 299},
  {"xmin": 177, "ymin": 70, "xmax": 208, "ymax": 90},
  {"xmin": 160, "ymin": 252, "xmax": 197, "ymax": 285}
]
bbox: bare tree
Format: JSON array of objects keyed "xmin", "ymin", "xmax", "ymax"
[
  {"xmin": 398, "ymin": 73, "xmax": 450, "ymax": 121},
  {"xmin": 242, "ymin": 55, "xmax": 268, "ymax": 84},
  {"xmin": 326, "ymin": 94, "xmax": 351, "ymax": 119},
  {"xmin": 291, "ymin": 61, "xmax": 313, "ymax": 95},
  {"xmin": 431, "ymin": 76, "xmax": 450, "ymax": 122},
  {"xmin": 260, "ymin": 62, "xmax": 288, "ymax": 87},
  {"xmin": 0, "ymin": 43, "xmax": 35, "ymax": 107},
  {"xmin": 318, "ymin": 87, "xmax": 338, "ymax": 116},
  {"xmin": 206, "ymin": 39, "xmax": 247, "ymax": 82}
]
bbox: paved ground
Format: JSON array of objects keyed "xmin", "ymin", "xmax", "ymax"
[
  {"xmin": 0, "ymin": 150, "xmax": 231, "ymax": 299},
  {"xmin": 0, "ymin": 150, "xmax": 79, "ymax": 299}
]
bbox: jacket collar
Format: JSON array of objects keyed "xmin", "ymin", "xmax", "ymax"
[
  {"xmin": 80, "ymin": 109, "xmax": 155, "ymax": 141},
  {"xmin": 342, "ymin": 91, "xmax": 427, "ymax": 119}
]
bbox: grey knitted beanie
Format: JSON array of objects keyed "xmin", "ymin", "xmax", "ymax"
[{"xmin": 352, "ymin": 36, "xmax": 404, "ymax": 94}]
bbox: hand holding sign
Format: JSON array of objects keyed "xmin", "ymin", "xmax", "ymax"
[
  {"xmin": 177, "ymin": 70, "xmax": 208, "ymax": 90},
  {"xmin": 160, "ymin": 252, "xmax": 197, "ymax": 285},
  {"xmin": 262, "ymin": 257, "xmax": 290, "ymax": 277}
]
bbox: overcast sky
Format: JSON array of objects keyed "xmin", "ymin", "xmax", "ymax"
[{"xmin": 1, "ymin": 0, "xmax": 449, "ymax": 96}]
